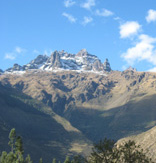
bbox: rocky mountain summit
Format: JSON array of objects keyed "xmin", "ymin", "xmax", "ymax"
[
  {"xmin": 103, "ymin": 58, "xmax": 111, "ymax": 72},
  {"xmin": 125, "ymin": 66, "xmax": 137, "ymax": 72},
  {"xmin": 5, "ymin": 49, "xmax": 111, "ymax": 73}
]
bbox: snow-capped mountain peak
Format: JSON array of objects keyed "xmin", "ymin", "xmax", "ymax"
[{"xmin": 4, "ymin": 49, "xmax": 112, "ymax": 74}]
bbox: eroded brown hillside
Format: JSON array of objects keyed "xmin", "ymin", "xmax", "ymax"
[{"xmin": 1, "ymin": 70, "xmax": 156, "ymax": 141}]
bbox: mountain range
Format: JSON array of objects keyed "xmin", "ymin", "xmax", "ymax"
[
  {"xmin": 1, "ymin": 49, "xmax": 156, "ymax": 162},
  {"xmin": 4, "ymin": 49, "xmax": 111, "ymax": 74}
]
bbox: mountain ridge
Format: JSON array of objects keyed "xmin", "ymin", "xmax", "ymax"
[
  {"xmin": 3, "ymin": 49, "xmax": 111, "ymax": 74},
  {"xmin": 1, "ymin": 66, "xmax": 156, "ymax": 161},
  {"xmin": 2, "ymin": 49, "xmax": 156, "ymax": 162}
]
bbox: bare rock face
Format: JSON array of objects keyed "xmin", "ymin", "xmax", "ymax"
[
  {"xmin": 4, "ymin": 49, "xmax": 112, "ymax": 73},
  {"xmin": 92, "ymin": 60, "xmax": 104, "ymax": 71},
  {"xmin": 125, "ymin": 66, "xmax": 137, "ymax": 72},
  {"xmin": 1, "ymin": 69, "xmax": 156, "ymax": 161},
  {"xmin": 6, "ymin": 63, "xmax": 23, "ymax": 72},
  {"xmin": 76, "ymin": 49, "xmax": 89, "ymax": 57},
  {"xmin": 103, "ymin": 59, "xmax": 111, "ymax": 72},
  {"xmin": 23, "ymin": 55, "xmax": 48, "ymax": 70},
  {"xmin": 48, "ymin": 50, "xmax": 62, "ymax": 69}
]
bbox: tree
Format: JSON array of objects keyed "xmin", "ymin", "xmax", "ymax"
[
  {"xmin": 89, "ymin": 138, "xmax": 119, "ymax": 163},
  {"xmin": 39, "ymin": 158, "xmax": 43, "ymax": 163},
  {"xmin": 88, "ymin": 138, "xmax": 153, "ymax": 163},
  {"xmin": 118, "ymin": 140, "xmax": 153, "ymax": 163},
  {"xmin": 0, "ymin": 151, "xmax": 8, "ymax": 163},
  {"xmin": 15, "ymin": 136, "xmax": 24, "ymax": 154},
  {"xmin": 64, "ymin": 156, "xmax": 71, "ymax": 163},
  {"xmin": 52, "ymin": 158, "xmax": 56, "ymax": 163},
  {"xmin": 8, "ymin": 128, "xmax": 16, "ymax": 152},
  {"xmin": 0, "ymin": 128, "xmax": 33, "ymax": 163},
  {"xmin": 15, "ymin": 136, "xmax": 24, "ymax": 162},
  {"xmin": 71, "ymin": 155, "xmax": 88, "ymax": 163},
  {"xmin": 25, "ymin": 154, "xmax": 33, "ymax": 163}
]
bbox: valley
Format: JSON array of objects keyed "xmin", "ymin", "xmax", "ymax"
[{"xmin": 1, "ymin": 50, "xmax": 156, "ymax": 162}]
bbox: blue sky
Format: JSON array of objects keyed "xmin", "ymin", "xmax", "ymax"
[{"xmin": 1, "ymin": 0, "xmax": 156, "ymax": 71}]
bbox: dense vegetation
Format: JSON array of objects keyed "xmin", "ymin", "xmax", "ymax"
[{"xmin": 0, "ymin": 129, "xmax": 153, "ymax": 163}]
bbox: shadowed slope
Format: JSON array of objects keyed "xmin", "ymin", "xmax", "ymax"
[{"xmin": 0, "ymin": 82, "xmax": 91, "ymax": 162}]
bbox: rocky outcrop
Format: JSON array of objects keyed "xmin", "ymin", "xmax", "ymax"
[
  {"xmin": 76, "ymin": 49, "xmax": 89, "ymax": 57},
  {"xmin": 6, "ymin": 64, "xmax": 23, "ymax": 72},
  {"xmin": 5, "ymin": 49, "xmax": 112, "ymax": 73},
  {"xmin": 23, "ymin": 55, "xmax": 48, "ymax": 70},
  {"xmin": 103, "ymin": 59, "xmax": 111, "ymax": 72},
  {"xmin": 2, "ymin": 70, "xmax": 156, "ymax": 144},
  {"xmin": 92, "ymin": 60, "xmax": 104, "ymax": 71},
  {"xmin": 43, "ymin": 51, "xmax": 62, "ymax": 70},
  {"xmin": 125, "ymin": 66, "xmax": 137, "ymax": 72}
]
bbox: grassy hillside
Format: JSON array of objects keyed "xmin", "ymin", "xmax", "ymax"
[
  {"xmin": 1, "ymin": 70, "xmax": 156, "ymax": 161},
  {"xmin": 66, "ymin": 94, "xmax": 156, "ymax": 141},
  {"xmin": 0, "ymin": 82, "xmax": 91, "ymax": 162},
  {"xmin": 117, "ymin": 125, "xmax": 156, "ymax": 162}
]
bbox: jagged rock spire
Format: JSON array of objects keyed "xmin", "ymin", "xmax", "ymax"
[
  {"xmin": 103, "ymin": 59, "xmax": 111, "ymax": 72},
  {"xmin": 49, "ymin": 51, "xmax": 62, "ymax": 68},
  {"xmin": 76, "ymin": 49, "xmax": 88, "ymax": 57},
  {"xmin": 4, "ymin": 50, "xmax": 112, "ymax": 73},
  {"xmin": 125, "ymin": 66, "xmax": 137, "ymax": 72}
]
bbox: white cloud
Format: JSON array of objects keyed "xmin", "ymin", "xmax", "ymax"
[
  {"xmin": 96, "ymin": 9, "xmax": 114, "ymax": 17},
  {"xmin": 4, "ymin": 46, "xmax": 26, "ymax": 60},
  {"xmin": 121, "ymin": 34, "xmax": 156, "ymax": 65},
  {"xmin": 81, "ymin": 0, "xmax": 95, "ymax": 10},
  {"xmin": 44, "ymin": 49, "xmax": 53, "ymax": 56},
  {"xmin": 33, "ymin": 49, "xmax": 40, "ymax": 54},
  {"xmin": 148, "ymin": 67, "xmax": 156, "ymax": 72},
  {"xmin": 62, "ymin": 12, "xmax": 77, "ymax": 23},
  {"xmin": 114, "ymin": 17, "xmax": 121, "ymax": 21},
  {"xmin": 15, "ymin": 46, "xmax": 26, "ymax": 53},
  {"xmin": 146, "ymin": 9, "xmax": 156, "ymax": 23},
  {"xmin": 64, "ymin": 0, "xmax": 76, "ymax": 8},
  {"xmin": 5, "ymin": 53, "xmax": 16, "ymax": 60},
  {"xmin": 82, "ymin": 16, "xmax": 93, "ymax": 26},
  {"xmin": 121, "ymin": 65, "xmax": 128, "ymax": 71},
  {"xmin": 119, "ymin": 21, "xmax": 141, "ymax": 38}
]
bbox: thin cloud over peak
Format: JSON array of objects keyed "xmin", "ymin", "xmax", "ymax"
[
  {"xmin": 64, "ymin": 0, "xmax": 76, "ymax": 8},
  {"xmin": 146, "ymin": 9, "xmax": 156, "ymax": 23},
  {"xmin": 62, "ymin": 12, "xmax": 77, "ymax": 23},
  {"xmin": 119, "ymin": 21, "xmax": 141, "ymax": 38},
  {"xmin": 81, "ymin": 0, "xmax": 96, "ymax": 10},
  {"xmin": 96, "ymin": 9, "xmax": 114, "ymax": 17}
]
